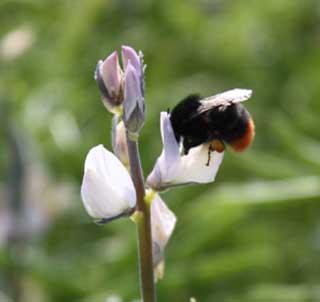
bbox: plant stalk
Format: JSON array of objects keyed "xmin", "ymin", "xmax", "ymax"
[{"xmin": 126, "ymin": 132, "xmax": 156, "ymax": 302}]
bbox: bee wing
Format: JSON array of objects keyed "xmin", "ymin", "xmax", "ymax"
[{"xmin": 197, "ymin": 89, "xmax": 252, "ymax": 115}]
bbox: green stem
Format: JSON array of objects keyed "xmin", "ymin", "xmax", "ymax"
[{"xmin": 126, "ymin": 132, "xmax": 156, "ymax": 302}]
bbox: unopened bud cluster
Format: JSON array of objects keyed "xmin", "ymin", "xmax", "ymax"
[{"xmin": 95, "ymin": 46, "xmax": 145, "ymax": 135}]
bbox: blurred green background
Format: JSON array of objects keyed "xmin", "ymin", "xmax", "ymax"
[{"xmin": 1, "ymin": 0, "xmax": 320, "ymax": 301}]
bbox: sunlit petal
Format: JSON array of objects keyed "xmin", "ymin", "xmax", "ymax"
[
  {"xmin": 81, "ymin": 145, "xmax": 136, "ymax": 220},
  {"xmin": 121, "ymin": 45, "xmax": 141, "ymax": 76},
  {"xmin": 150, "ymin": 193, "xmax": 176, "ymax": 279},
  {"xmin": 147, "ymin": 112, "xmax": 224, "ymax": 190}
]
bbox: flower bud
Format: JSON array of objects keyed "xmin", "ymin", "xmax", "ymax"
[
  {"xmin": 112, "ymin": 116, "xmax": 129, "ymax": 169},
  {"xmin": 121, "ymin": 46, "xmax": 142, "ymax": 78},
  {"xmin": 95, "ymin": 51, "xmax": 123, "ymax": 113},
  {"xmin": 81, "ymin": 145, "xmax": 136, "ymax": 223},
  {"xmin": 123, "ymin": 61, "xmax": 145, "ymax": 136},
  {"xmin": 122, "ymin": 46, "xmax": 146, "ymax": 101},
  {"xmin": 147, "ymin": 112, "xmax": 224, "ymax": 191}
]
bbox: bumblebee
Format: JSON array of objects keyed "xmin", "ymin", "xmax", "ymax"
[{"xmin": 169, "ymin": 89, "xmax": 255, "ymax": 165}]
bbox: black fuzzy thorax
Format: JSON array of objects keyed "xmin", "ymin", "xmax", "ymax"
[{"xmin": 170, "ymin": 95, "xmax": 209, "ymax": 147}]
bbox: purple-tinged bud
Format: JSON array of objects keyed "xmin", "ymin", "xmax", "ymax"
[
  {"xmin": 122, "ymin": 46, "xmax": 146, "ymax": 97},
  {"xmin": 95, "ymin": 51, "xmax": 123, "ymax": 113},
  {"xmin": 121, "ymin": 46, "xmax": 141, "ymax": 77},
  {"xmin": 123, "ymin": 61, "xmax": 145, "ymax": 136},
  {"xmin": 112, "ymin": 116, "xmax": 129, "ymax": 169}
]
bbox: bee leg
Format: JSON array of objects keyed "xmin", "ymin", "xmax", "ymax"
[
  {"xmin": 183, "ymin": 147, "xmax": 189, "ymax": 155},
  {"xmin": 212, "ymin": 139, "xmax": 225, "ymax": 153},
  {"xmin": 206, "ymin": 144, "xmax": 214, "ymax": 166},
  {"xmin": 182, "ymin": 137, "xmax": 191, "ymax": 155}
]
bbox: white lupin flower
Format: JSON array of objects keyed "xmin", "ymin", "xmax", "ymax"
[
  {"xmin": 81, "ymin": 145, "xmax": 136, "ymax": 222},
  {"xmin": 150, "ymin": 193, "xmax": 176, "ymax": 279},
  {"xmin": 147, "ymin": 112, "xmax": 224, "ymax": 191}
]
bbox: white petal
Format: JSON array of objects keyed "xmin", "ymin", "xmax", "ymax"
[
  {"xmin": 81, "ymin": 145, "xmax": 136, "ymax": 219},
  {"xmin": 151, "ymin": 194, "xmax": 176, "ymax": 250},
  {"xmin": 81, "ymin": 169, "xmax": 121, "ymax": 218},
  {"xmin": 175, "ymin": 144, "xmax": 224, "ymax": 184},
  {"xmin": 146, "ymin": 163, "xmax": 162, "ymax": 191},
  {"xmin": 151, "ymin": 194, "xmax": 176, "ymax": 267},
  {"xmin": 147, "ymin": 112, "xmax": 224, "ymax": 190},
  {"xmin": 158, "ymin": 112, "xmax": 181, "ymax": 182},
  {"xmin": 146, "ymin": 112, "xmax": 181, "ymax": 190}
]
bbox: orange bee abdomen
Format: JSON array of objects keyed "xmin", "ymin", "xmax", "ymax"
[{"xmin": 230, "ymin": 118, "xmax": 255, "ymax": 152}]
